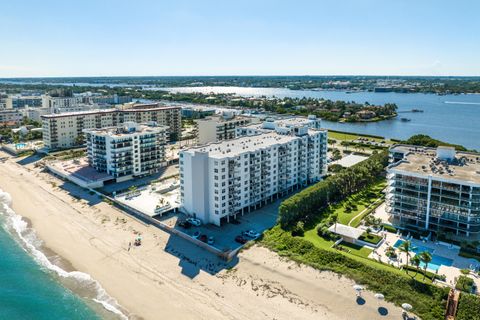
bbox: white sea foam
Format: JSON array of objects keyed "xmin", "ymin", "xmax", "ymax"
[{"xmin": 0, "ymin": 190, "xmax": 128, "ymax": 320}]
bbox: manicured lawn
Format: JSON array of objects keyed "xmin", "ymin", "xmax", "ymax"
[
  {"xmin": 327, "ymin": 178, "xmax": 386, "ymax": 226},
  {"xmin": 328, "ymin": 130, "xmax": 395, "ymax": 144},
  {"xmin": 358, "ymin": 232, "xmax": 383, "ymax": 245},
  {"xmin": 337, "ymin": 241, "xmax": 373, "ymax": 258}
]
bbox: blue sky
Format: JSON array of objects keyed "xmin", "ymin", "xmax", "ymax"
[{"xmin": 1, "ymin": 0, "xmax": 479, "ymax": 77}]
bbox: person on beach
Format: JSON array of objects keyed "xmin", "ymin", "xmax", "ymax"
[{"xmin": 128, "ymin": 242, "xmax": 131, "ymax": 251}]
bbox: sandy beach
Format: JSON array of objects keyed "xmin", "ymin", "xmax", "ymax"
[{"xmin": 0, "ymin": 151, "xmax": 405, "ymax": 320}]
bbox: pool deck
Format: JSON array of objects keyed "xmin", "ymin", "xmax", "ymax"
[{"xmin": 370, "ymin": 231, "xmax": 480, "ymax": 289}]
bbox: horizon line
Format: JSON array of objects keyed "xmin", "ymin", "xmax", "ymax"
[{"xmin": 2, "ymin": 74, "xmax": 480, "ymax": 80}]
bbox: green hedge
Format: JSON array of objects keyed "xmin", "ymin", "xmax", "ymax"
[
  {"xmin": 457, "ymin": 293, "xmax": 480, "ymax": 320},
  {"xmin": 459, "ymin": 249, "xmax": 480, "ymax": 262},
  {"xmin": 278, "ymin": 151, "xmax": 389, "ymax": 228},
  {"xmin": 261, "ymin": 226, "xmax": 448, "ymax": 320},
  {"xmin": 382, "ymin": 224, "xmax": 397, "ymax": 233},
  {"xmin": 456, "ymin": 276, "xmax": 475, "ymax": 293}
]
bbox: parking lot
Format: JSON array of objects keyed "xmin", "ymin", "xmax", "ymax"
[{"xmin": 157, "ymin": 199, "xmax": 282, "ymax": 252}]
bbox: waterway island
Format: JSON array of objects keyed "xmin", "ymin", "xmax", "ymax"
[{"xmin": 160, "ymin": 91, "xmax": 398, "ymax": 123}]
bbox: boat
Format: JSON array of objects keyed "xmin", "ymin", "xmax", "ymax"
[
  {"xmin": 400, "ymin": 118, "xmax": 411, "ymax": 122},
  {"xmin": 411, "ymin": 109, "xmax": 424, "ymax": 113}
]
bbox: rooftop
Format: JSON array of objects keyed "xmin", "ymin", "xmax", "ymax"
[
  {"xmin": 196, "ymin": 113, "xmax": 253, "ymax": 123},
  {"xmin": 389, "ymin": 144, "xmax": 480, "ymax": 184},
  {"xmin": 41, "ymin": 104, "xmax": 179, "ymax": 119},
  {"xmin": 84, "ymin": 123, "xmax": 168, "ymax": 137},
  {"xmin": 328, "ymin": 224, "xmax": 364, "ymax": 239},
  {"xmin": 182, "ymin": 132, "xmax": 299, "ymax": 158}
]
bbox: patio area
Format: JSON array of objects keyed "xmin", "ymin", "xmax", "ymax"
[{"xmin": 370, "ymin": 231, "xmax": 480, "ymax": 288}]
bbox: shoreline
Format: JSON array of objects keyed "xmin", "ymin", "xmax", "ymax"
[{"xmin": 0, "ymin": 151, "xmax": 405, "ymax": 320}]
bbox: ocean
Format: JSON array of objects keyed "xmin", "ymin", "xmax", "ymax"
[{"xmin": 0, "ymin": 190, "xmax": 127, "ymax": 320}]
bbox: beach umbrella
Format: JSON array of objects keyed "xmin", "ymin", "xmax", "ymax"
[
  {"xmin": 353, "ymin": 285, "xmax": 363, "ymax": 291},
  {"xmin": 401, "ymin": 303, "xmax": 413, "ymax": 311},
  {"xmin": 374, "ymin": 293, "xmax": 385, "ymax": 300}
]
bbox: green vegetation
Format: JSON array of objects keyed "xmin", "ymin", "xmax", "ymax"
[
  {"xmin": 314, "ymin": 179, "xmax": 385, "ymax": 227},
  {"xmin": 382, "ymin": 223, "xmax": 397, "ymax": 233},
  {"xmin": 457, "ymin": 293, "xmax": 480, "ymax": 320},
  {"xmin": 459, "ymin": 241, "xmax": 480, "ymax": 262},
  {"xmin": 0, "ymin": 117, "xmax": 42, "ymax": 144},
  {"xmin": 328, "ymin": 130, "xmax": 388, "ymax": 142},
  {"xmin": 159, "ymin": 91, "xmax": 398, "ymax": 123},
  {"xmin": 261, "ymin": 226, "xmax": 448, "ymax": 320},
  {"xmin": 52, "ymin": 149, "xmax": 86, "ymax": 160},
  {"xmin": 403, "ymin": 134, "xmax": 469, "ymax": 151},
  {"xmin": 336, "ymin": 241, "xmax": 372, "ymax": 258},
  {"xmin": 358, "ymin": 232, "xmax": 382, "ymax": 245},
  {"xmin": 5, "ymin": 76, "xmax": 480, "ymax": 94},
  {"xmin": 277, "ymin": 151, "xmax": 388, "ymax": 229},
  {"xmin": 456, "ymin": 276, "xmax": 475, "ymax": 293}
]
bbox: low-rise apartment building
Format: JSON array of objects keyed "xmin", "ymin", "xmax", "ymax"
[
  {"xmin": 42, "ymin": 103, "xmax": 181, "ymax": 150},
  {"xmin": 84, "ymin": 122, "xmax": 168, "ymax": 182},
  {"xmin": 0, "ymin": 109, "xmax": 23, "ymax": 127},
  {"xmin": 387, "ymin": 144, "xmax": 480, "ymax": 240},
  {"xmin": 180, "ymin": 122, "xmax": 328, "ymax": 226},
  {"xmin": 195, "ymin": 113, "xmax": 257, "ymax": 144}
]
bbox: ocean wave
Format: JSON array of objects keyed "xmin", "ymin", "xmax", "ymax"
[{"xmin": 0, "ymin": 190, "xmax": 129, "ymax": 320}]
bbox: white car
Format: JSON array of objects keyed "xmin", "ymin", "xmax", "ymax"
[
  {"xmin": 243, "ymin": 230, "xmax": 260, "ymax": 239},
  {"xmin": 207, "ymin": 236, "xmax": 215, "ymax": 245},
  {"xmin": 186, "ymin": 218, "xmax": 202, "ymax": 227}
]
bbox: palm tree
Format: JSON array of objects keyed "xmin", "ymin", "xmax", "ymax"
[
  {"xmin": 419, "ymin": 251, "xmax": 432, "ymax": 280},
  {"xmin": 411, "ymin": 255, "xmax": 421, "ymax": 278},
  {"xmin": 331, "ymin": 213, "xmax": 339, "ymax": 232},
  {"xmin": 399, "ymin": 241, "xmax": 412, "ymax": 273}
]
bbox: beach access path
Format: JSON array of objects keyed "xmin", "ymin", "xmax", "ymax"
[{"xmin": 0, "ymin": 151, "xmax": 404, "ymax": 320}]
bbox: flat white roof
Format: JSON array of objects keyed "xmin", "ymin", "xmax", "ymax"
[
  {"xmin": 183, "ymin": 132, "xmax": 298, "ymax": 158},
  {"xmin": 328, "ymin": 224, "xmax": 364, "ymax": 239}
]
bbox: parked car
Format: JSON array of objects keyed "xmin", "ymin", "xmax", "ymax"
[
  {"xmin": 235, "ymin": 235, "xmax": 248, "ymax": 244},
  {"xmin": 192, "ymin": 231, "xmax": 200, "ymax": 239},
  {"xmin": 243, "ymin": 230, "xmax": 260, "ymax": 239},
  {"xmin": 186, "ymin": 218, "xmax": 202, "ymax": 227},
  {"xmin": 178, "ymin": 220, "xmax": 191, "ymax": 229},
  {"xmin": 207, "ymin": 236, "xmax": 215, "ymax": 245},
  {"xmin": 199, "ymin": 234, "xmax": 208, "ymax": 242}
]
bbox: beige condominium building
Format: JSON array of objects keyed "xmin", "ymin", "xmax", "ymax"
[
  {"xmin": 195, "ymin": 112, "xmax": 257, "ymax": 144},
  {"xmin": 42, "ymin": 103, "xmax": 181, "ymax": 150},
  {"xmin": 84, "ymin": 122, "xmax": 168, "ymax": 182},
  {"xmin": 387, "ymin": 145, "xmax": 480, "ymax": 240},
  {"xmin": 180, "ymin": 119, "xmax": 328, "ymax": 226}
]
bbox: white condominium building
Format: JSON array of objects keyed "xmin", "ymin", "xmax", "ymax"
[
  {"xmin": 42, "ymin": 95, "xmax": 84, "ymax": 113},
  {"xmin": 387, "ymin": 145, "xmax": 480, "ymax": 240},
  {"xmin": 42, "ymin": 103, "xmax": 181, "ymax": 150},
  {"xmin": 84, "ymin": 122, "xmax": 168, "ymax": 182},
  {"xmin": 236, "ymin": 115, "xmax": 322, "ymax": 137},
  {"xmin": 180, "ymin": 123, "xmax": 327, "ymax": 226},
  {"xmin": 195, "ymin": 112, "xmax": 257, "ymax": 144}
]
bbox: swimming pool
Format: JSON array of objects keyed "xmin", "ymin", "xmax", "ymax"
[
  {"xmin": 393, "ymin": 239, "xmax": 453, "ymax": 271},
  {"xmin": 393, "ymin": 240, "xmax": 435, "ymax": 254},
  {"xmin": 420, "ymin": 255, "xmax": 453, "ymax": 272},
  {"xmin": 15, "ymin": 143, "xmax": 26, "ymax": 149}
]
